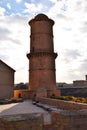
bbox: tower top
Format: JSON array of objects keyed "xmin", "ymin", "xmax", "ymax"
[
  {"xmin": 35, "ymin": 13, "xmax": 48, "ymax": 20},
  {"xmin": 29, "ymin": 13, "xmax": 54, "ymax": 25}
]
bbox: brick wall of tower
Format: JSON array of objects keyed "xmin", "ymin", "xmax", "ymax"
[
  {"xmin": 27, "ymin": 14, "xmax": 58, "ymax": 92},
  {"xmin": 30, "ymin": 21, "xmax": 54, "ymax": 52},
  {"xmin": 29, "ymin": 53, "xmax": 56, "ymax": 91},
  {"xmin": 29, "ymin": 69, "xmax": 56, "ymax": 91},
  {"xmin": 29, "ymin": 54, "xmax": 55, "ymax": 70}
]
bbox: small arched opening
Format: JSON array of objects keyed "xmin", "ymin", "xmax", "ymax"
[{"xmin": 18, "ymin": 93, "xmax": 21, "ymax": 98}]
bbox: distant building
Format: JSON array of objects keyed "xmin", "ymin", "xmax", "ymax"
[
  {"xmin": 0, "ymin": 60, "xmax": 15, "ymax": 99},
  {"xmin": 56, "ymin": 82, "xmax": 67, "ymax": 87},
  {"xmin": 73, "ymin": 75, "xmax": 87, "ymax": 87}
]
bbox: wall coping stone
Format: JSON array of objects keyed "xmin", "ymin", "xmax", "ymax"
[{"xmin": 0, "ymin": 113, "xmax": 42, "ymax": 121}]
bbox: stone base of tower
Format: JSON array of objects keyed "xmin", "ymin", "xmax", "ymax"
[
  {"xmin": 14, "ymin": 89, "xmax": 60, "ymax": 100},
  {"xmin": 35, "ymin": 89, "xmax": 61, "ymax": 101},
  {"xmin": 47, "ymin": 89, "xmax": 61, "ymax": 98}
]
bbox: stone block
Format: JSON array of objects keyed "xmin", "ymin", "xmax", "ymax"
[{"xmin": 0, "ymin": 113, "xmax": 43, "ymax": 130}]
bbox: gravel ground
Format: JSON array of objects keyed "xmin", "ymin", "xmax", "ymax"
[{"xmin": 0, "ymin": 100, "xmax": 51, "ymax": 124}]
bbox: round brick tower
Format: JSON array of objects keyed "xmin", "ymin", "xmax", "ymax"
[{"xmin": 27, "ymin": 14, "xmax": 60, "ymax": 96}]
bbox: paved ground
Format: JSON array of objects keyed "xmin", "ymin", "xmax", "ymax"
[{"xmin": 0, "ymin": 100, "xmax": 51, "ymax": 124}]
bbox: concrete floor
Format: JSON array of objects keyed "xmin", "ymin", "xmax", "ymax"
[{"xmin": 0, "ymin": 100, "xmax": 51, "ymax": 124}]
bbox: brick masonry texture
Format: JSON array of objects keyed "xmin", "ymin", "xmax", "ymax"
[
  {"xmin": 51, "ymin": 111, "xmax": 87, "ymax": 130},
  {"xmin": 0, "ymin": 113, "xmax": 43, "ymax": 130},
  {"xmin": 0, "ymin": 109, "xmax": 87, "ymax": 130},
  {"xmin": 39, "ymin": 97, "xmax": 87, "ymax": 110},
  {"xmin": 27, "ymin": 14, "xmax": 59, "ymax": 94}
]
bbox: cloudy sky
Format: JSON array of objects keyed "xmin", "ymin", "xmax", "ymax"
[{"xmin": 0, "ymin": 0, "xmax": 87, "ymax": 83}]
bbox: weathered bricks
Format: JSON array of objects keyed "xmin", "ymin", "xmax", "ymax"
[
  {"xmin": 0, "ymin": 113, "xmax": 43, "ymax": 130},
  {"xmin": 39, "ymin": 97, "xmax": 87, "ymax": 110}
]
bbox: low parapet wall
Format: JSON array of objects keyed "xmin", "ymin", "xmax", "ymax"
[
  {"xmin": 14, "ymin": 90, "xmax": 35, "ymax": 99},
  {"xmin": 0, "ymin": 113, "xmax": 43, "ymax": 130},
  {"xmin": 44, "ymin": 109, "xmax": 87, "ymax": 130},
  {"xmin": 0, "ymin": 105, "xmax": 87, "ymax": 130},
  {"xmin": 38, "ymin": 97, "xmax": 87, "ymax": 110},
  {"xmin": 51, "ymin": 110, "xmax": 87, "ymax": 130}
]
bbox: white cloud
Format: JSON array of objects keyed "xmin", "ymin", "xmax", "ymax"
[
  {"xmin": 15, "ymin": 0, "xmax": 22, "ymax": 3},
  {"xmin": 24, "ymin": 2, "xmax": 43, "ymax": 14},
  {"xmin": 0, "ymin": 14, "xmax": 29, "ymax": 83},
  {"xmin": 0, "ymin": 7, "xmax": 6, "ymax": 16},
  {"xmin": 30, "ymin": 0, "xmax": 35, "ymax": 2},
  {"xmin": 47, "ymin": 0, "xmax": 87, "ymax": 83},
  {"xmin": 48, "ymin": 0, "xmax": 60, "ymax": 3},
  {"xmin": 7, "ymin": 3, "xmax": 11, "ymax": 9},
  {"xmin": 0, "ymin": 0, "xmax": 87, "ymax": 83}
]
